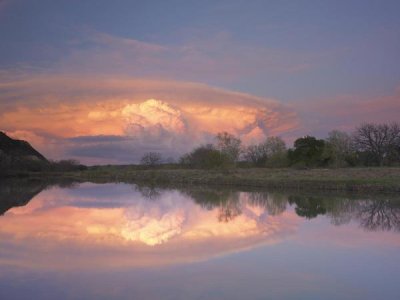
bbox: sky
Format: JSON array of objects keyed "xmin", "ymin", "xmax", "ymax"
[{"xmin": 0, "ymin": 0, "xmax": 399, "ymax": 164}]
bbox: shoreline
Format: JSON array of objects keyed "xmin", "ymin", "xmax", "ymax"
[{"xmin": 3, "ymin": 167, "xmax": 400, "ymax": 193}]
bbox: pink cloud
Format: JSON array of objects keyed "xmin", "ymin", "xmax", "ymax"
[{"xmin": 0, "ymin": 73, "xmax": 299, "ymax": 163}]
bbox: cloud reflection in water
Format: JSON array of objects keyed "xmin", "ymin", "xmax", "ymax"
[{"xmin": 0, "ymin": 183, "xmax": 299, "ymax": 269}]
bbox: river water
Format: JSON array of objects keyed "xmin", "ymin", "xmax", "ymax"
[{"xmin": 0, "ymin": 180, "xmax": 399, "ymax": 299}]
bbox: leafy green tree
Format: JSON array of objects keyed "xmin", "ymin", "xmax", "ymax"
[{"xmin": 288, "ymin": 136, "xmax": 327, "ymax": 167}]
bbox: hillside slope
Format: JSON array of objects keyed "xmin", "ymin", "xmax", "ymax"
[{"xmin": 0, "ymin": 131, "xmax": 47, "ymax": 162}]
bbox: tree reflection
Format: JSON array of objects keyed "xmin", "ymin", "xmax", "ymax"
[
  {"xmin": 288, "ymin": 194, "xmax": 400, "ymax": 232},
  {"xmin": 182, "ymin": 187, "xmax": 243, "ymax": 222},
  {"xmin": 3, "ymin": 179, "xmax": 400, "ymax": 233},
  {"xmin": 217, "ymin": 194, "xmax": 241, "ymax": 222},
  {"xmin": 134, "ymin": 184, "xmax": 162, "ymax": 200},
  {"xmin": 181, "ymin": 188, "xmax": 234, "ymax": 210},
  {"xmin": 248, "ymin": 192, "xmax": 287, "ymax": 216},
  {"xmin": 355, "ymin": 199, "xmax": 400, "ymax": 231},
  {"xmin": 288, "ymin": 196, "xmax": 326, "ymax": 219},
  {"xmin": 178, "ymin": 185, "xmax": 400, "ymax": 233},
  {"xmin": 182, "ymin": 187, "xmax": 290, "ymax": 222}
]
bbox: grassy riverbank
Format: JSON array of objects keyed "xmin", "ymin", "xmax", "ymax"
[{"xmin": 10, "ymin": 166, "xmax": 400, "ymax": 192}]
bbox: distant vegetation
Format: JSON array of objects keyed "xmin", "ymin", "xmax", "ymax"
[
  {"xmin": 140, "ymin": 121, "xmax": 400, "ymax": 169},
  {"xmin": 0, "ymin": 157, "xmax": 87, "ymax": 175},
  {"xmin": 140, "ymin": 152, "xmax": 163, "ymax": 167},
  {"xmin": 1, "ymin": 121, "xmax": 400, "ymax": 178}
]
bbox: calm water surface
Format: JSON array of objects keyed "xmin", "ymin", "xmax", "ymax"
[{"xmin": 0, "ymin": 180, "xmax": 400, "ymax": 300}]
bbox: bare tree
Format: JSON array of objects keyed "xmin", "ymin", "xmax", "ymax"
[
  {"xmin": 353, "ymin": 122, "xmax": 400, "ymax": 166},
  {"xmin": 215, "ymin": 132, "xmax": 242, "ymax": 163},
  {"xmin": 140, "ymin": 152, "xmax": 162, "ymax": 167},
  {"xmin": 244, "ymin": 144, "xmax": 268, "ymax": 166},
  {"xmin": 326, "ymin": 130, "xmax": 353, "ymax": 167},
  {"xmin": 264, "ymin": 136, "xmax": 286, "ymax": 156},
  {"xmin": 244, "ymin": 136, "xmax": 286, "ymax": 166}
]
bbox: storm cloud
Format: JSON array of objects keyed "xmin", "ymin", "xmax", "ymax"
[{"xmin": 0, "ymin": 74, "xmax": 299, "ymax": 164}]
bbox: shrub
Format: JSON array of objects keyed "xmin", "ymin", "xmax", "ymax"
[
  {"xmin": 180, "ymin": 144, "xmax": 233, "ymax": 169},
  {"xmin": 140, "ymin": 152, "xmax": 162, "ymax": 167}
]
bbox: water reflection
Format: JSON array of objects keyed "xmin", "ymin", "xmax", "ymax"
[
  {"xmin": 2, "ymin": 180, "xmax": 400, "ymax": 232},
  {"xmin": 355, "ymin": 199, "xmax": 400, "ymax": 231},
  {"xmin": 179, "ymin": 186, "xmax": 400, "ymax": 232},
  {"xmin": 1, "ymin": 180, "xmax": 400, "ymax": 300},
  {"xmin": 0, "ymin": 180, "xmax": 399, "ymax": 270},
  {"xmin": 288, "ymin": 194, "xmax": 400, "ymax": 232},
  {"xmin": 0, "ymin": 179, "xmax": 47, "ymax": 215}
]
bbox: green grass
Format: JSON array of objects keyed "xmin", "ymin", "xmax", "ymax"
[{"xmin": 16, "ymin": 166, "xmax": 400, "ymax": 192}]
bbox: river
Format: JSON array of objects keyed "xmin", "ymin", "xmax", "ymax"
[{"xmin": 1, "ymin": 180, "xmax": 399, "ymax": 299}]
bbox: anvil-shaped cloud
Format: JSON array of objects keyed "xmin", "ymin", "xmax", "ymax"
[{"xmin": 0, "ymin": 74, "xmax": 299, "ymax": 164}]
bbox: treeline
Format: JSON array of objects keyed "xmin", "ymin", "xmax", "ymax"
[{"xmin": 141, "ymin": 122, "xmax": 400, "ymax": 169}]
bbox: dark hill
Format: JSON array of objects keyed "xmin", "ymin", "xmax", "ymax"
[{"xmin": 0, "ymin": 131, "xmax": 47, "ymax": 162}]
